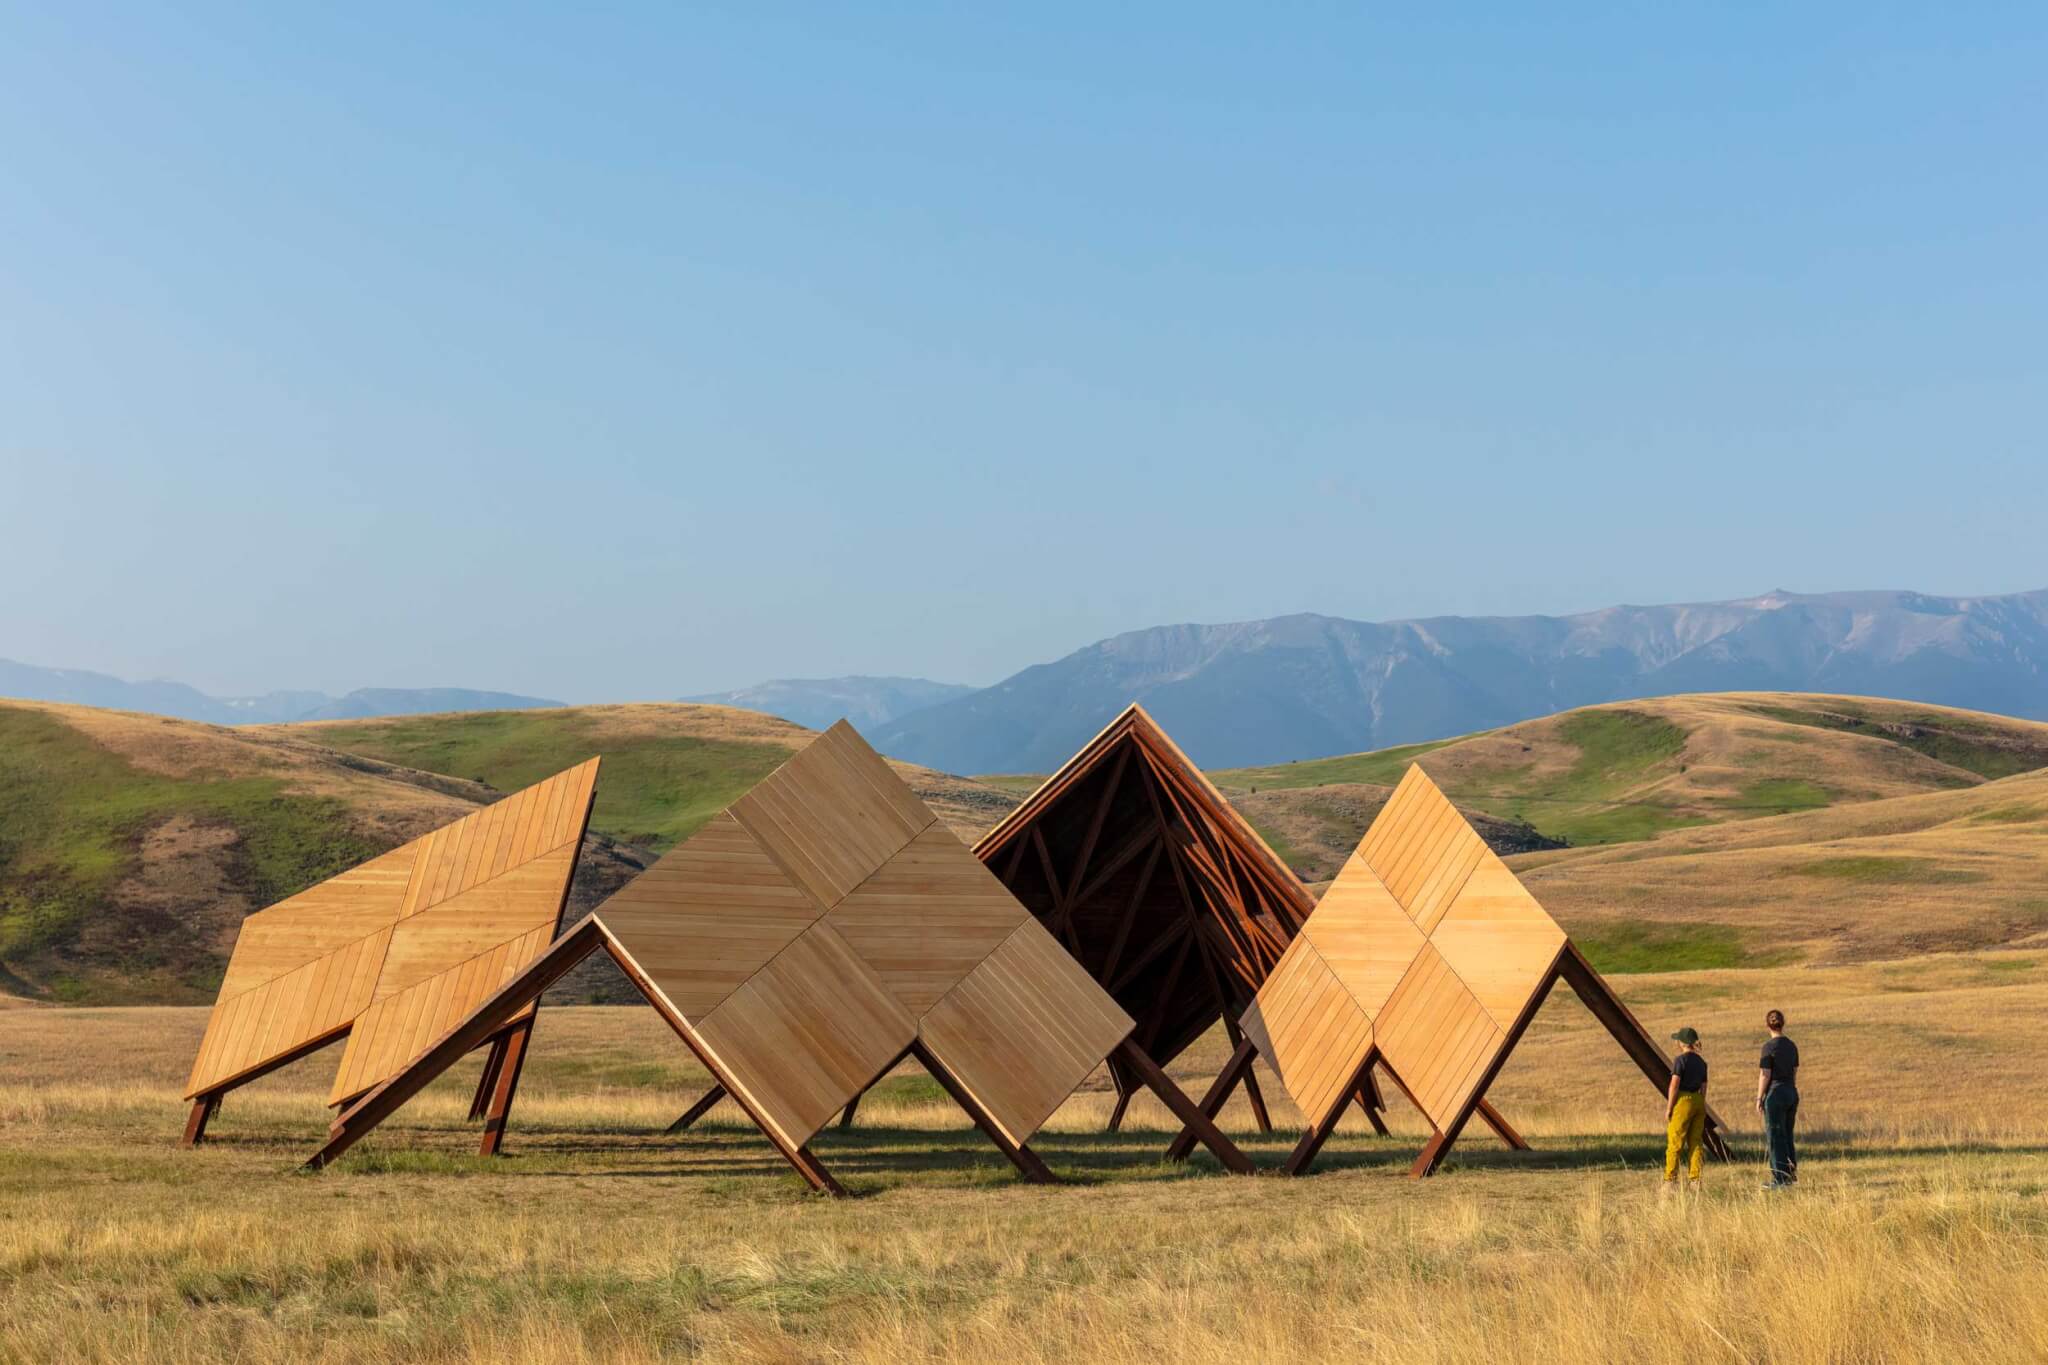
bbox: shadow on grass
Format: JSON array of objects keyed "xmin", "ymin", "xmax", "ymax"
[{"xmin": 269, "ymin": 1116, "xmax": 2048, "ymax": 1190}]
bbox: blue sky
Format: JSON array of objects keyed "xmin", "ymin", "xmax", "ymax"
[{"xmin": 3, "ymin": 4, "xmax": 2043, "ymax": 700}]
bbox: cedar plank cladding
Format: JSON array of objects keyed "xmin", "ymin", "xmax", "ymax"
[
  {"xmin": 184, "ymin": 759, "xmax": 599, "ymax": 1101},
  {"xmin": 579, "ymin": 721, "xmax": 1137, "ymax": 1149},
  {"xmin": 971, "ymin": 705, "xmax": 1313, "ymax": 1068},
  {"xmin": 1202, "ymin": 763, "xmax": 1731, "ymax": 1176},
  {"xmin": 1239, "ymin": 766, "xmax": 1565, "ymax": 1135}
]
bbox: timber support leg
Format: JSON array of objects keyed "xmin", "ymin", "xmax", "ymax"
[
  {"xmin": 468, "ymin": 1033, "xmax": 510, "ymax": 1122},
  {"xmin": 838, "ymin": 1094, "xmax": 861, "ymax": 1130},
  {"xmin": 1219, "ymin": 1016, "xmax": 1273, "ymax": 1134},
  {"xmin": 666, "ymin": 1084, "xmax": 726, "ymax": 1135},
  {"xmin": 912, "ymin": 1041, "xmax": 1058, "ymax": 1184},
  {"xmin": 476, "ymin": 1019, "xmax": 533, "ymax": 1158},
  {"xmin": 1280, "ymin": 1051, "xmax": 1377, "ymax": 1176},
  {"xmin": 181, "ymin": 1093, "xmax": 221, "ymax": 1147},
  {"xmin": 1475, "ymin": 1097, "xmax": 1529, "ymax": 1151},
  {"xmin": 1117, "ymin": 1037, "xmax": 1254, "ymax": 1174},
  {"xmin": 1105, "ymin": 1086, "xmax": 1133, "ymax": 1132},
  {"xmin": 1165, "ymin": 1034, "xmax": 1255, "ymax": 1162}
]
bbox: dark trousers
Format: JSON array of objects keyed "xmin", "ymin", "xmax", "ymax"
[{"xmin": 1765, "ymin": 1084, "xmax": 1799, "ymax": 1183}]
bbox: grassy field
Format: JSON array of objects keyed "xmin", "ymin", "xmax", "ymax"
[{"xmin": 5, "ymin": 951, "xmax": 2048, "ymax": 1362}]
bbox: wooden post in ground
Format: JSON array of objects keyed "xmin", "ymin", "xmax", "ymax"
[
  {"xmin": 182, "ymin": 1094, "xmax": 220, "ymax": 1147},
  {"xmin": 476, "ymin": 1019, "xmax": 534, "ymax": 1157}
]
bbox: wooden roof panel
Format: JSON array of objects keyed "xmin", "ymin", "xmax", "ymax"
[
  {"xmin": 1429, "ymin": 851, "xmax": 1567, "ymax": 1032},
  {"xmin": 1300, "ymin": 848, "xmax": 1425, "ymax": 1021},
  {"xmin": 918, "ymin": 918, "xmax": 1134, "ymax": 1146},
  {"xmin": 827, "ymin": 823, "xmax": 1028, "ymax": 1016},
  {"xmin": 183, "ymin": 761, "xmax": 598, "ymax": 1101},
  {"xmin": 691, "ymin": 921, "xmax": 917, "ymax": 1148},
  {"xmin": 582, "ymin": 812, "xmax": 821, "ymax": 1022},
  {"xmin": 1240, "ymin": 935, "xmax": 1374, "ymax": 1125},
  {"xmin": 729, "ymin": 722, "xmax": 932, "ymax": 909}
]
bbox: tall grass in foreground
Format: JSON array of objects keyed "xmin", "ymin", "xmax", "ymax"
[{"xmin": 3, "ymin": 1148, "xmax": 2046, "ymax": 1363}]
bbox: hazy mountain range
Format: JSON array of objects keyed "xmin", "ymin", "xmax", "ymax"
[
  {"xmin": 873, "ymin": 588, "xmax": 2048, "ymax": 771},
  {"xmin": 681, "ymin": 676, "xmax": 975, "ymax": 731},
  {"xmin": 10, "ymin": 587, "xmax": 2046, "ymax": 770},
  {"xmin": 0, "ymin": 659, "xmax": 560, "ymax": 726}
]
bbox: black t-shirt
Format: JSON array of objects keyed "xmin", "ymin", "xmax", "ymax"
[
  {"xmin": 1672, "ymin": 1051, "xmax": 1707, "ymax": 1094},
  {"xmin": 1760, "ymin": 1035, "xmax": 1799, "ymax": 1090}
]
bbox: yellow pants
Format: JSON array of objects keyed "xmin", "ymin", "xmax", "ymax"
[{"xmin": 1664, "ymin": 1092, "xmax": 1707, "ymax": 1182}]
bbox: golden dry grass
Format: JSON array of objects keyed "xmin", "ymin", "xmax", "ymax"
[
  {"xmin": 1517, "ymin": 766, "xmax": 2048, "ymax": 965},
  {"xmin": 6, "ymin": 951, "xmax": 2048, "ymax": 1362}
]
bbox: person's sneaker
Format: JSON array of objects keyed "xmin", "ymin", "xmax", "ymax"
[{"xmin": 1761, "ymin": 1180, "xmax": 1790, "ymax": 1190}]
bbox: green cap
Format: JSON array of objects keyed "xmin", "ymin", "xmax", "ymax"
[{"xmin": 1671, "ymin": 1027, "xmax": 1699, "ymax": 1046}]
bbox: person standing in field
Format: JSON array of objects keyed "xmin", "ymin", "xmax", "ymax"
[
  {"xmin": 1663, "ymin": 1026, "xmax": 1709, "ymax": 1190},
  {"xmin": 1757, "ymin": 1009, "xmax": 1799, "ymax": 1188}
]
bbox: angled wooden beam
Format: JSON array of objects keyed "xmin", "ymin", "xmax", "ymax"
[
  {"xmin": 181, "ymin": 1093, "xmax": 221, "ymax": 1147},
  {"xmin": 308, "ymin": 917, "xmax": 610, "ymax": 1172},
  {"xmin": 1280, "ymin": 1048, "xmax": 1379, "ymax": 1176},
  {"xmin": 1555, "ymin": 941, "xmax": 1732, "ymax": 1160},
  {"xmin": 1408, "ymin": 952, "xmax": 1565, "ymax": 1178},
  {"xmin": 467, "ymin": 1032, "xmax": 509, "ymax": 1122},
  {"xmin": 837, "ymin": 1095, "xmax": 861, "ymax": 1129},
  {"xmin": 1165, "ymin": 1034, "xmax": 1256, "ymax": 1163},
  {"xmin": 475, "ymin": 1018, "xmax": 533, "ymax": 1157},
  {"xmin": 665, "ymin": 1083, "xmax": 726, "ymax": 1134},
  {"xmin": 1107, "ymin": 918, "xmax": 1192, "ymax": 994},
  {"xmin": 911, "ymin": 1039, "xmax": 1056, "ymax": 1183},
  {"xmin": 1097, "ymin": 839, "xmax": 1162, "ymax": 983},
  {"xmin": 603, "ymin": 932, "xmax": 851, "ymax": 1196},
  {"xmin": 1113, "ymin": 1036, "xmax": 1254, "ymax": 1174},
  {"xmin": 1475, "ymin": 1098, "xmax": 1528, "ymax": 1151}
]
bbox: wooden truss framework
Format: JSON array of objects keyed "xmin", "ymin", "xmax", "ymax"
[
  {"xmin": 973, "ymin": 705, "xmax": 1316, "ymax": 1132},
  {"xmin": 313, "ymin": 723, "xmax": 1251, "ymax": 1192},
  {"xmin": 1170, "ymin": 765, "xmax": 1732, "ymax": 1176},
  {"xmin": 181, "ymin": 760, "xmax": 599, "ymax": 1156}
]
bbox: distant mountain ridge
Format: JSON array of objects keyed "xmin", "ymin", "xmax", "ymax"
[
  {"xmin": 872, "ymin": 588, "xmax": 2048, "ymax": 772},
  {"xmin": 682, "ymin": 675, "xmax": 974, "ymax": 730},
  {"xmin": 0, "ymin": 659, "xmax": 560, "ymax": 726}
]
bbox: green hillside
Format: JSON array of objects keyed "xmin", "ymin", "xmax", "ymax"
[
  {"xmin": 293, "ymin": 708, "xmax": 798, "ymax": 852},
  {"xmin": 1213, "ymin": 693, "xmax": 2048, "ymax": 854}
]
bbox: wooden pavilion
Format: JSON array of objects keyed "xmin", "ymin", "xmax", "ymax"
[
  {"xmin": 309, "ymin": 723, "xmax": 1250, "ymax": 1193},
  {"xmin": 181, "ymin": 760, "xmax": 599, "ymax": 1155},
  {"xmin": 971, "ymin": 704, "xmax": 1315, "ymax": 1131},
  {"xmin": 1170, "ymin": 765, "xmax": 1732, "ymax": 1176}
]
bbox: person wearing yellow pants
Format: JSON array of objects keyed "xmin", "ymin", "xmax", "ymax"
[{"xmin": 1664, "ymin": 1027, "xmax": 1709, "ymax": 1187}]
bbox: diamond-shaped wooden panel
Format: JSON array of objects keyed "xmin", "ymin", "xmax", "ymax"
[
  {"xmin": 1428, "ymin": 851, "xmax": 1566, "ymax": 1032},
  {"xmin": 1301, "ymin": 848, "xmax": 1425, "ymax": 1020},
  {"xmin": 212, "ymin": 844, "xmax": 417, "ymax": 1001},
  {"xmin": 1373, "ymin": 944, "xmax": 1505, "ymax": 1126},
  {"xmin": 689, "ymin": 921, "xmax": 917, "ymax": 1149},
  {"xmin": 329, "ymin": 924, "xmax": 554, "ymax": 1104},
  {"xmin": 1358, "ymin": 766, "xmax": 1488, "ymax": 934},
  {"xmin": 918, "ymin": 918, "xmax": 1134, "ymax": 1147},
  {"xmin": 595, "ymin": 812, "xmax": 824, "ymax": 1022},
  {"xmin": 729, "ymin": 721, "xmax": 933, "ymax": 909},
  {"xmin": 1239, "ymin": 934, "xmax": 1375, "ymax": 1127},
  {"xmin": 827, "ymin": 823, "xmax": 1028, "ymax": 1014},
  {"xmin": 184, "ymin": 760, "xmax": 598, "ymax": 1100}
]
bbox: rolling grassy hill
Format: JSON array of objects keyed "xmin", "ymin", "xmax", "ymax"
[
  {"xmin": 1202, "ymin": 693, "xmax": 2048, "ymax": 972},
  {"xmin": 0, "ymin": 701, "xmax": 485, "ymax": 1002},
  {"xmin": 0, "ymin": 701, "xmax": 1019, "ymax": 1004},
  {"xmin": 7, "ymin": 691, "xmax": 2047, "ymax": 1004},
  {"xmin": 265, "ymin": 703, "xmax": 1018, "ymax": 850},
  {"xmin": 1211, "ymin": 692, "xmax": 2048, "ymax": 864}
]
